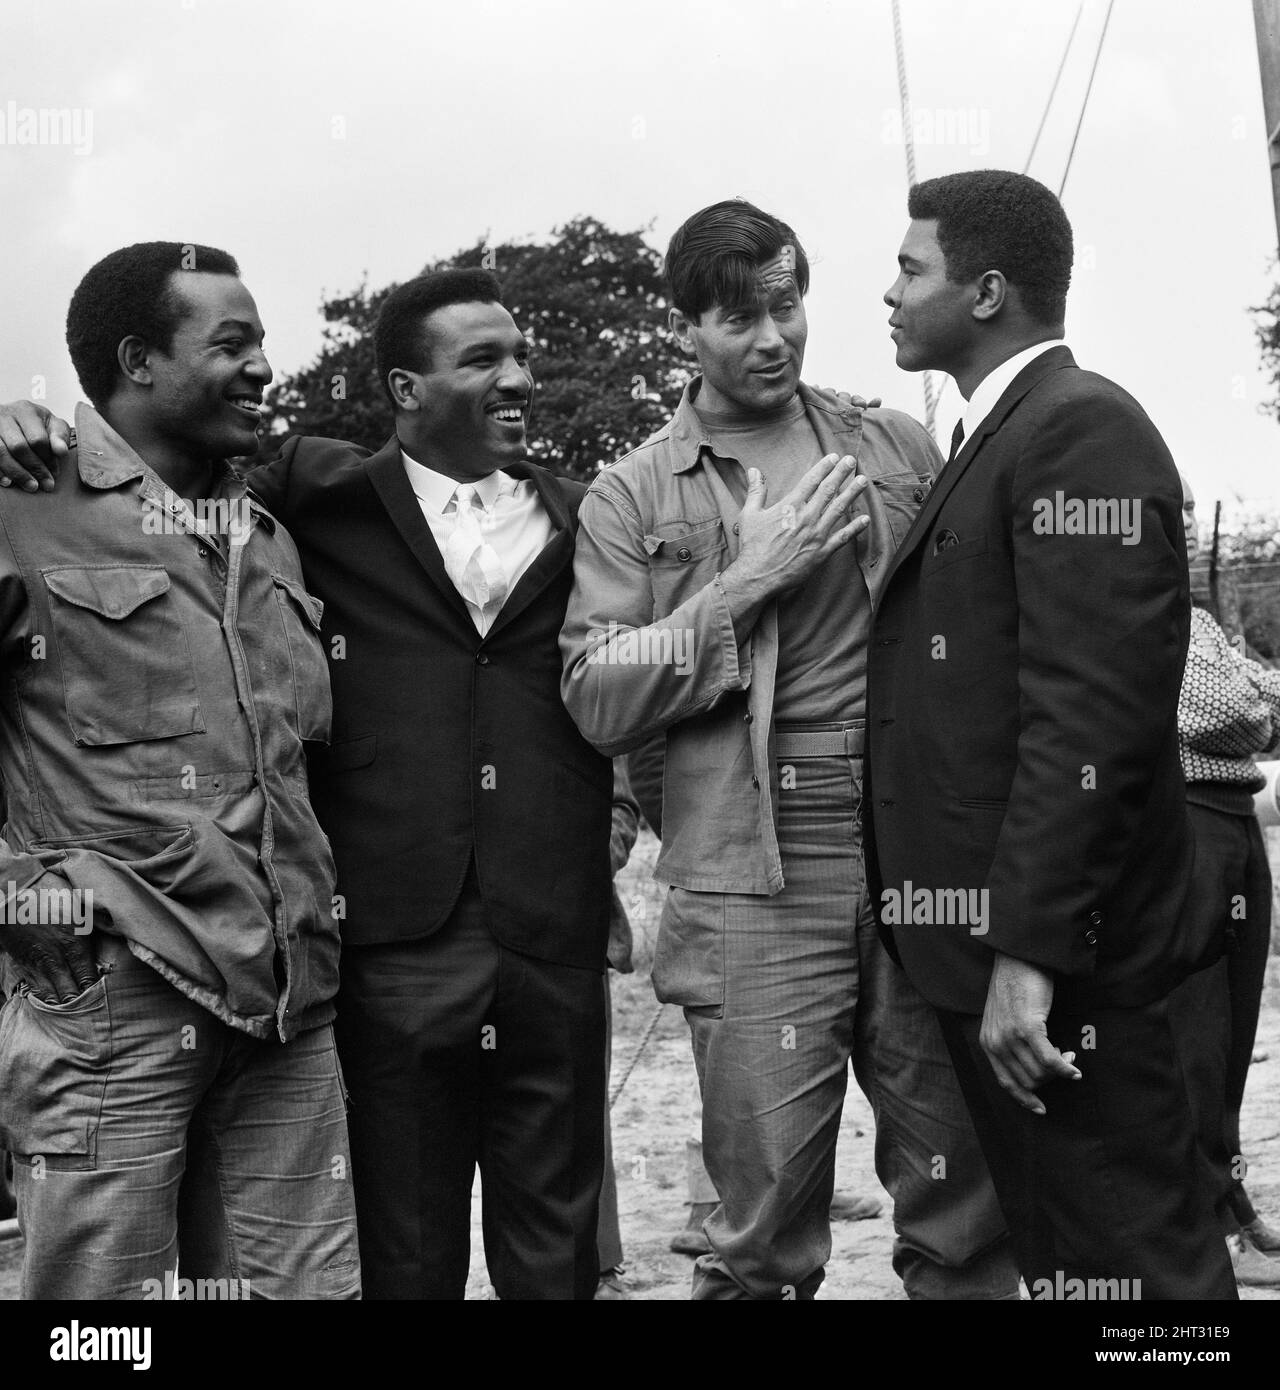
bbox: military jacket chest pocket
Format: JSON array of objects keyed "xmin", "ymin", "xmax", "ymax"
[
  {"xmin": 643, "ymin": 518, "xmax": 728, "ymax": 618},
  {"xmin": 271, "ymin": 572, "xmax": 332, "ymax": 745},
  {"xmin": 41, "ymin": 565, "xmax": 205, "ymax": 747},
  {"xmin": 871, "ymin": 475, "xmax": 931, "ymax": 549}
]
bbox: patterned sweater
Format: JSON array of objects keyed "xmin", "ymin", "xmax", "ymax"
[{"xmin": 1178, "ymin": 606, "xmax": 1280, "ymax": 807}]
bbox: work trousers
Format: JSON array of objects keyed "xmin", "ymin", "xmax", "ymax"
[
  {"xmin": 679, "ymin": 746, "xmax": 1016, "ymax": 1299},
  {"xmin": 0, "ymin": 934, "xmax": 359, "ymax": 1300}
]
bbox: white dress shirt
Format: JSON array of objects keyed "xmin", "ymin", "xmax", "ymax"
[
  {"xmin": 957, "ymin": 339, "xmax": 1067, "ymax": 451},
  {"xmin": 401, "ymin": 450, "xmax": 556, "ymax": 635}
]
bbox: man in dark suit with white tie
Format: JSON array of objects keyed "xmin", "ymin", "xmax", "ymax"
[
  {"xmin": 255, "ymin": 270, "xmax": 612, "ymax": 1300},
  {"xmin": 0, "ymin": 268, "xmax": 613, "ymax": 1301},
  {"xmin": 867, "ymin": 170, "xmax": 1236, "ymax": 1299}
]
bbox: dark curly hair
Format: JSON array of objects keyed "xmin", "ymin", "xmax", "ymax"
[
  {"xmin": 66, "ymin": 241, "xmax": 241, "ymax": 407},
  {"xmin": 664, "ymin": 199, "xmax": 810, "ymax": 323},
  {"xmin": 374, "ymin": 268, "xmax": 504, "ymax": 405},
  {"xmin": 908, "ymin": 171, "xmax": 1072, "ymax": 326}
]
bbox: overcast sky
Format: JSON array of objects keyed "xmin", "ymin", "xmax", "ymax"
[{"xmin": 2, "ymin": 0, "xmax": 1276, "ymax": 518}]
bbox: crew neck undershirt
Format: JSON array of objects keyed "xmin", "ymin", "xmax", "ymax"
[{"xmin": 693, "ymin": 393, "xmax": 868, "ymax": 726}]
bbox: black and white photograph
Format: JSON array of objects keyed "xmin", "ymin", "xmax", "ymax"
[{"xmin": 0, "ymin": 0, "xmax": 1277, "ymax": 1364}]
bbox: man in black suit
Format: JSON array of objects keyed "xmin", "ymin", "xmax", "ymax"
[
  {"xmin": 0, "ymin": 269, "xmax": 612, "ymax": 1301},
  {"xmin": 868, "ymin": 170, "xmax": 1236, "ymax": 1299}
]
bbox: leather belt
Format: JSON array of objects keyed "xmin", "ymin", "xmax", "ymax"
[{"xmin": 774, "ymin": 723, "xmax": 865, "ymax": 758}]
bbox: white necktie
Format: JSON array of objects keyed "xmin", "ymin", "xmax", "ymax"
[{"xmin": 444, "ymin": 483, "xmax": 509, "ymax": 619}]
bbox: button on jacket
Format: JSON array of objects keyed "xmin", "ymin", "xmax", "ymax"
[
  {"xmin": 0, "ymin": 405, "xmax": 338, "ymax": 1040},
  {"xmin": 560, "ymin": 379, "xmax": 941, "ymax": 896}
]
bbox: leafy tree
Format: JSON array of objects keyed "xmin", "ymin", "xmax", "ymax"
[
  {"xmin": 262, "ymin": 217, "xmax": 693, "ymax": 480},
  {"xmin": 1253, "ymin": 277, "xmax": 1280, "ymax": 425},
  {"xmin": 1195, "ymin": 504, "xmax": 1280, "ymax": 658}
]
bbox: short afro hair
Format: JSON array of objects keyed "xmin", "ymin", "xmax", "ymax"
[
  {"xmin": 66, "ymin": 241, "xmax": 241, "ymax": 408},
  {"xmin": 908, "ymin": 170, "xmax": 1072, "ymax": 326},
  {"xmin": 664, "ymin": 199, "xmax": 810, "ymax": 323},
  {"xmin": 373, "ymin": 268, "xmax": 505, "ymax": 405}
]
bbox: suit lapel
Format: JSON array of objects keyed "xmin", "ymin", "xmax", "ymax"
[
  {"xmin": 484, "ymin": 460, "xmax": 574, "ymax": 640},
  {"xmin": 364, "ymin": 436, "xmax": 474, "ymax": 627},
  {"xmin": 880, "ymin": 345, "xmax": 1077, "ymax": 593}
]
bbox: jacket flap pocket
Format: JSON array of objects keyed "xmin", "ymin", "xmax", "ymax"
[
  {"xmin": 42, "ymin": 566, "xmax": 170, "ymax": 620},
  {"xmin": 319, "ymin": 734, "xmax": 377, "ymax": 772},
  {"xmin": 643, "ymin": 519, "xmax": 726, "ymax": 566},
  {"xmin": 271, "ymin": 572, "xmax": 324, "ymax": 629},
  {"xmin": 651, "ymin": 886, "xmax": 724, "ymax": 1010}
]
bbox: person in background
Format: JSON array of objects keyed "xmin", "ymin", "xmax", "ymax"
[{"xmin": 1169, "ymin": 474, "xmax": 1280, "ymax": 1286}]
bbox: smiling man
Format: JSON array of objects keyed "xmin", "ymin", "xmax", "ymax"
[
  {"xmin": 244, "ymin": 269, "xmax": 614, "ymax": 1300},
  {"xmin": 561, "ymin": 199, "xmax": 1018, "ymax": 1301},
  {"xmin": 0, "ymin": 241, "xmax": 358, "ymax": 1299},
  {"xmin": 0, "ymin": 267, "xmax": 613, "ymax": 1300}
]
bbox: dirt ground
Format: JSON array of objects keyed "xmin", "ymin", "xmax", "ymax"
[
  {"xmin": 2, "ymin": 827, "xmax": 1278, "ymax": 1301},
  {"xmin": 466, "ymin": 828, "xmax": 1280, "ymax": 1302}
]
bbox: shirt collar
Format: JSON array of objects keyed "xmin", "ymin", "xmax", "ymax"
[
  {"xmin": 401, "ymin": 448, "xmax": 506, "ymax": 512},
  {"xmin": 74, "ymin": 402, "xmax": 147, "ymax": 488},
  {"xmin": 664, "ymin": 376, "xmax": 862, "ymax": 475},
  {"xmin": 72, "ymin": 402, "xmax": 269, "ymax": 527},
  {"xmin": 962, "ymin": 339, "xmax": 1065, "ymax": 442}
]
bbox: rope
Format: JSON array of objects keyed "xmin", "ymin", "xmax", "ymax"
[
  {"xmin": 891, "ymin": 0, "xmax": 940, "ymax": 439},
  {"xmin": 1024, "ymin": 1, "xmax": 1084, "ymax": 174},
  {"xmin": 609, "ymin": 1001, "xmax": 667, "ymax": 1109},
  {"xmin": 891, "ymin": 0, "xmax": 918, "ymax": 188},
  {"xmin": 1059, "ymin": 0, "xmax": 1117, "ymax": 200}
]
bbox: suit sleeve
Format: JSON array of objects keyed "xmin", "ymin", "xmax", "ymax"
[
  {"xmin": 609, "ymin": 758, "xmax": 641, "ymax": 877},
  {"xmin": 244, "ymin": 438, "xmax": 297, "ymax": 520},
  {"xmin": 625, "ymin": 732, "xmax": 666, "ymax": 837},
  {"xmin": 981, "ymin": 394, "xmax": 1190, "ymax": 975}
]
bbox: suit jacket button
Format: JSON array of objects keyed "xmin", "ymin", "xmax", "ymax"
[
  {"xmin": 743, "ymin": 712, "xmax": 753, "ymax": 723},
  {"xmin": 1084, "ymin": 930, "xmax": 1098, "ymax": 946},
  {"xmin": 913, "ymin": 486, "xmax": 926, "ymax": 502},
  {"xmin": 1088, "ymin": 910, "xmax": 1103, "ymax": 926},
  {"xmin": 733, "ymin": 522, "xmax": 740, "ymax": 535},
  {"xmin": 751, "ymin": 775, "xmax": 760, "ymax": 789},
  {"xmin": 476, "ymin": 653, "xmax": 490, "ymax": 665}
]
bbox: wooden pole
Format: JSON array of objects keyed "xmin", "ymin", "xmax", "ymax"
[{"xmin": 1255, "ymin": 0, "xmax": 1280, "ymax": 253}]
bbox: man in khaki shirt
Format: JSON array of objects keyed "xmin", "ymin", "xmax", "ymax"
[{"xmin": 561, "ymin": 199, "xmax": 1017, "ymax": 1301}]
